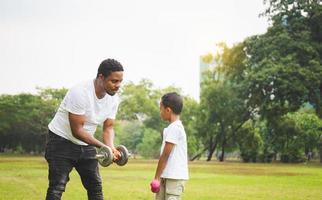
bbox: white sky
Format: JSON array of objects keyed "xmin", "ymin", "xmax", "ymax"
[{"xmin": 0, "ymin": 0, "xmax": 269, "ymax": 100}]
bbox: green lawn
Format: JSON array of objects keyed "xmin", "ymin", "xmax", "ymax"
[{"xmin": 0, "ymin": 155, "xmax": 321, "ymax": 200}]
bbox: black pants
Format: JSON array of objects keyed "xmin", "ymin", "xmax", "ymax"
[{"xmin": 45, "ymin": 130, "xmax": 103, "ymax": 200}]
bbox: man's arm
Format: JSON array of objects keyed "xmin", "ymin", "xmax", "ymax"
[
  {"xmin": 102, "ymin": 119, "xmax": 115, "ymax": 148},
  {"xmin": 103, "ymin": 118, "xmax": 121, "ymax": 160},
  {"xmin": 69, "ymin": 112, "xmax": 106, "ymax": 148},
  {"xmin": 154, "ymin": 142, "xmax": 175, "ymax": 180}
]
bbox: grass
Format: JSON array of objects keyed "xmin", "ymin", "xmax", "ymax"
[{"xmin": 0, "ymin": 155, "xmax": 322, "ymax": 200}]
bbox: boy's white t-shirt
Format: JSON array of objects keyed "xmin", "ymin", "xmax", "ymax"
[
  {"xmin": 48, "ymin": 79, "xmax": 119, "ymax": 145},
  {"xmin": 160, "ymin": 120, "xmax": 189, "ymax": 180}
]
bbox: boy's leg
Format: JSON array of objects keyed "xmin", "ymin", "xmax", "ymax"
[
  {"xmin": 75, "ymin": 146, "xmax": 103, "ymax": 200},
  {"xmin": 155, "ymin": 178, "xmax": 166, "ymax": 200},
  {"xmin": 164, "ymin": 179, "xmax": 185, "ymax": 200}
]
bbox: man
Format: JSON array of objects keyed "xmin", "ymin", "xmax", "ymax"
[{"xmin": 45, "ymin": 58, "xmax": 124, "ymax": 200}]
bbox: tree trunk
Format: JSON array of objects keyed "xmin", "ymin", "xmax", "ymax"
[
  {"xmin": 320, "ymin": 146, "xmax": 322, "ymax": 163},
  {"xmin": 190, "ymin": 147, "xmax": 207, "ymax": 161},
  {"xmin": 219, "ymin": 122, "xmax": 226, "ymax": 162},
  {"xmin": 320, "ymin": 135, "xmax": 322, "ymax": 163},
  {"xmin": 317, "ymin": 84, "xmax": 322, "ymax": 119},
  {"xmin": 206, "ymin": 140, "xmax": 217, "ymax": 161},
  {"xmin": 219, "ymin": 137, "xmax": 226, "ymax": 162},
  {"xmin": 219, "ymin": 143, "xmax": 225, "ymax": 162}
]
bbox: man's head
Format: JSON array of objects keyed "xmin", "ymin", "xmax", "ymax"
[
  {"xmin": 96, "ymin": 59, "xmax": 124, "ymax": 96},
  {"xmin": 160, "ymin": 92, "xmax": 183, "ymax": 120}
]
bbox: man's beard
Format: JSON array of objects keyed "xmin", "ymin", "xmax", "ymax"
[{"xmin": 106, "ymin": 89, "xmax": 116, "ymax": 96}]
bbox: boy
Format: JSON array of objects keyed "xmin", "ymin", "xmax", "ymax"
[{"xmin": 150, "ymin": 92, "xmax": 189, "ymax": 200}]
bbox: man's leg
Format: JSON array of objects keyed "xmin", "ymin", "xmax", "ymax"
[
  {"xmin": 45, "ymin": 157, "xmax": 74, "ymax": 200},
  {"xmin": 45, "ymin": 131, "xmax": 78, "ymax": 200},
  {"xmin": 75, "ymin": 145, "xmax": 103, "ymax": 200}
]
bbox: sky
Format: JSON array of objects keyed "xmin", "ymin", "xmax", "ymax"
[{"xmin": 0, "ymin": 0, "xmax": 269, "ymax": 100}]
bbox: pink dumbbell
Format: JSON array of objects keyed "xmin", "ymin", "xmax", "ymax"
[{"xmin": 150, "ymin": 179, "xmax": 160, "ymax": 193}]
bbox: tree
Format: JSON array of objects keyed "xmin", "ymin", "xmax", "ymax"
[
  {"xmin": 117, "ymin": 80, "xmax": 200, "ymax": 158},
  {"xmin": 236, "ymin": 120, "xmax": 263, "ymax": 162},
  {"xmin": 250, "ymin": 0, "xmax": 322, "ymax": 118},
  {"xmin": 200, "ymin": 81, "xmax": 249, "ymax": 161},
  {"xmin": 137, "ymin": 128, "xmax": 161, "ymax": 158},
  {"xmin": 287, "ymin": 111, "xmax": 322, "ymax": 159},
  {"xmin": 114, "ymin": 120, "xmax": 144, "ymax": 158},
  {"xmin": 0, "ymin": 88, "xmax": 67, "ymax": 153},
  {"xmin": 273, "ymin": 116, "xmax": 305, "ymax": 162},
  {"xmin": 180, "ymin": 96, "xmax": 201, "ymax": 158},
  {"xmin": 196, "ymin": 43, "xmax": 251, "ymax": 162}
]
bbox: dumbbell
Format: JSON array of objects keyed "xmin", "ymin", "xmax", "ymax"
[{"xmin": 95, "ymin": 145, "xmax": 129, "ymax": 167}]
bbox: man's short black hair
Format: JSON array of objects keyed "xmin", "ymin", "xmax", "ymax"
[
  {"xmin": 161, "ymin": 92, "xmax": 183, "ymax": 115},
  {"xmin": 97, "ymin": 58, "xmax": 124, "ymax": 78}
]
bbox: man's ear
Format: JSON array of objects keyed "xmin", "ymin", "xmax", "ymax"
[{"xmin": 98, "ymin": 74, "xmax": 104, "ymax": 80}]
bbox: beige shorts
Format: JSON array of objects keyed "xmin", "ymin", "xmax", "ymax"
[{"xmin": 155, "ymin": 178, "xmax": 186, "ymax": 200}]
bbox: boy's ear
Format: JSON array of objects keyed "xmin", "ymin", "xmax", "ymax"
[{"xmin": 166, "ymin": 107, "xmax": 172, "ymax": 113}]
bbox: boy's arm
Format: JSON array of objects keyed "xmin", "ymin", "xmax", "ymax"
[{"xmin": 154, "ymin": 142, "xmax": 175, "ymax": 180}]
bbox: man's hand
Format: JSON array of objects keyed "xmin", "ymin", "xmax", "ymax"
[{"xmin": 112, "ymin": 147, "xmax": 121, "ymax": 161}]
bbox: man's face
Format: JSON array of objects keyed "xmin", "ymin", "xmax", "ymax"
[{"xmin": 102, "ymin": 71, "xmax": 123, "ymax": 96}]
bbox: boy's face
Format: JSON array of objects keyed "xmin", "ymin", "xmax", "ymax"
[{"xmin": 159, "ymin": 102, "xmax": 170, "ymax": 121}]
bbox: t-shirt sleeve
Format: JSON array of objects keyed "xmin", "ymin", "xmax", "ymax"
[
  {"xmin": 164, "ymin": 126, "xmax": 181, "ymax": 145},
  {"xmin": 63, "ymin": 87, "xmax": 87, "ymax": 115}
]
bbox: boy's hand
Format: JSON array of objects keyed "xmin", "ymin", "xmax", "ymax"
[{"xmin": 150, "ymin": 179, "xmax": 160, "ymax": 193}]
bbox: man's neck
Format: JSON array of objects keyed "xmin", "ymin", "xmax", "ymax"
[{"xmin": 94, "ymin": 78, "xmax": 106, "ymax": 99}]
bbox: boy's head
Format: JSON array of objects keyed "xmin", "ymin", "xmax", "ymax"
[{"xmin": 160, "ymin": 92, "xmax": 183, "ymax": 120}]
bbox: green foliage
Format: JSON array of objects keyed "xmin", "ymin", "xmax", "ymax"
[
  {"xmin": 137, "ymin": 128, "xmax": 161, "ymax": 158},
  {"xmin": 247, "ymin": 0, "xmax": 322, "ymax": 118},
  {"xmin": 274, "ymin": 116, "xmax": 306, "ymax": 162},
  {"xmin": 195, "ymin": 0, "xmax": 322, "ymax": 163},
  {"xmin": 115, "ymin": 120, "xmax": 144, "ymax": 156},
  {"xmin": 256, "ymin": 120, "xmax": 276, "ymax": 162},
  {"xmin": 0, "ymin": 88, "xmax": 67, "ymax": 153},
  {"xmin": 236, "ymin": 121, "xmax": 263, "ymax": 162},
  {"xmin": 258, "ymin": 111, "xmax": 321, "ymax": 163},
  {"xmin": 0, "ymin": 80, "xmax": 199, "ymax": 159},
  {"xmin": 286, "ymin": 111, "xmax": 322, "ymax": 155},
  {"xmin": 37, "ymin": 87, "xmax": 68, "ymax": 102},
  {"xmin": 198, "ymin": 42, "xmax": 251, "ymax": 161},
  {"xmin": 181, "ymin": 96, "xmax": 201, "ymax": 157},
  {"xmin": 118, "ymin": 80, "xmax": 199, "ymax": 159},
  {"xmin": 118, "ymin": 79, "xmax": 159, "ymax": 122}
]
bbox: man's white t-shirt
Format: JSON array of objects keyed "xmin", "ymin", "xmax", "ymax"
[
  {"xmin": 160, "ymin": 120, "xmax": 189, "ymax": 180},
  {"xmin": 48, "ymin": 80, "xmax": 119, "ymax": 145}
]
